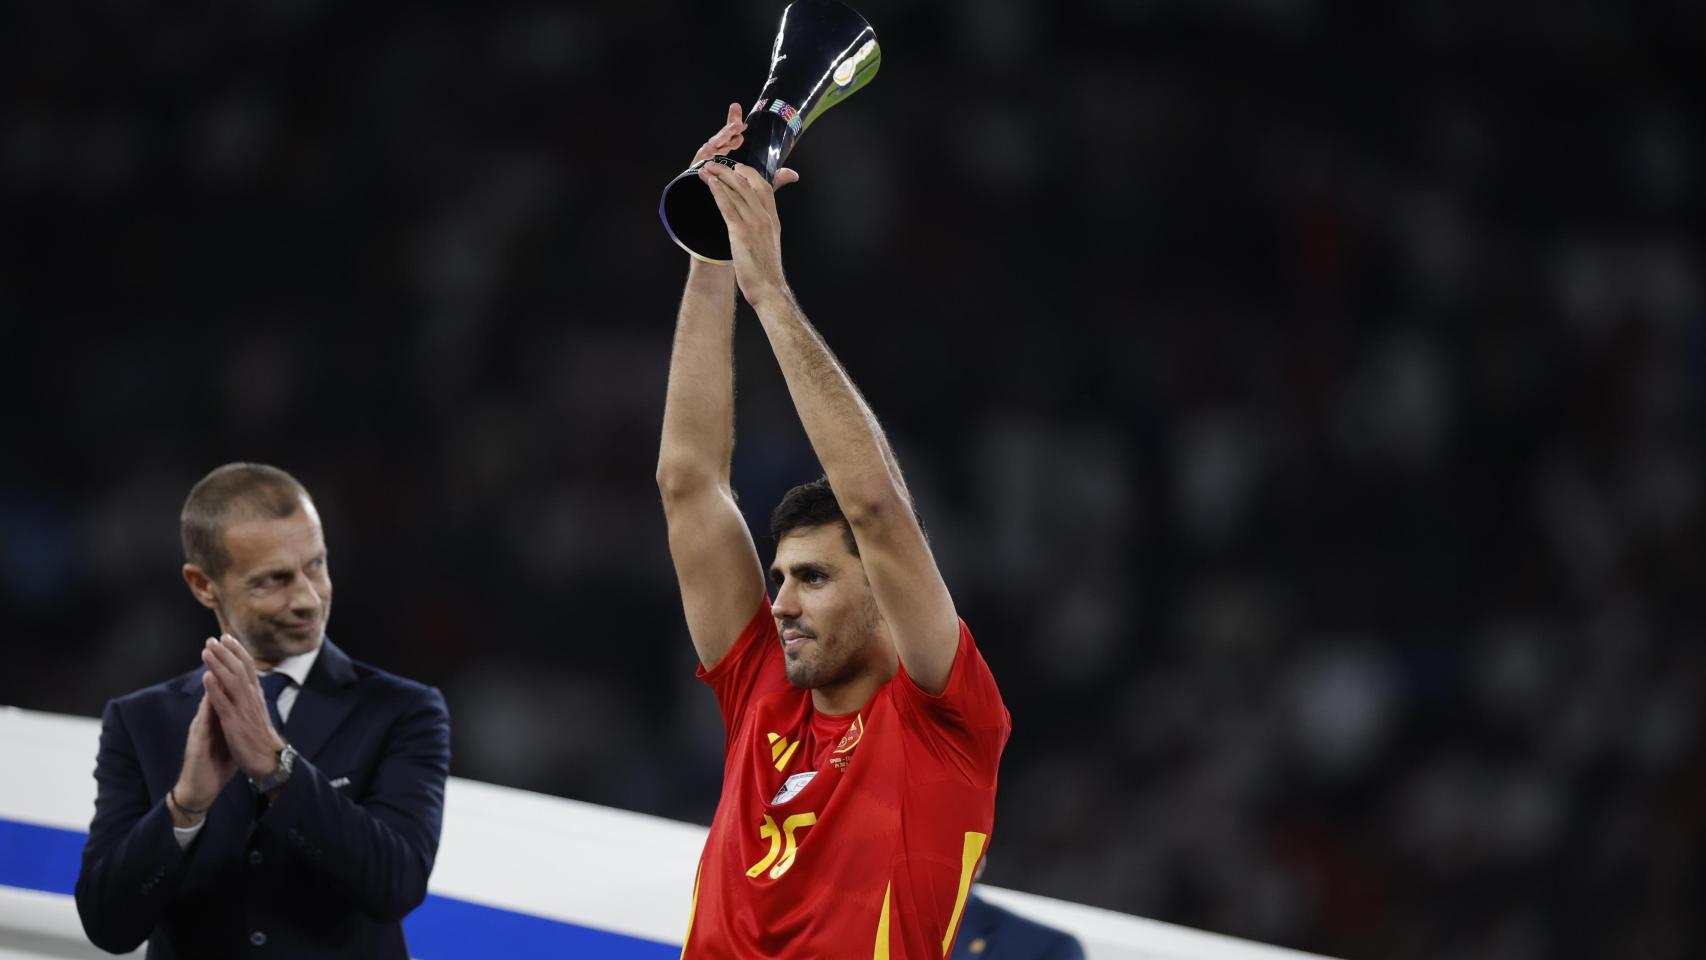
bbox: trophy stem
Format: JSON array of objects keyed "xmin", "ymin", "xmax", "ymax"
[{"xmin": 726, "ymin": 105, "xmax": 803, "ymax": 183}]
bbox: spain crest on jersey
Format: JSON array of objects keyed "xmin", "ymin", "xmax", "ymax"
[{"xmin": 831, "ymin": 713, "xmax": 864, "ymax": 771}]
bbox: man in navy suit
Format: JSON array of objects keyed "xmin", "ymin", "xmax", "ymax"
[
  {"xmin": 952, "ymin": 888, "xmax": 1086, "ymax": 960},
  {"xmin": 75, "ymin": 463, "xmax": 451, "ymax": 959}
]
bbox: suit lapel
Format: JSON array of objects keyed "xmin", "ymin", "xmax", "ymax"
[{"xmin": 284, "ymin": 638, "xmax": 360, "ymax": 761}]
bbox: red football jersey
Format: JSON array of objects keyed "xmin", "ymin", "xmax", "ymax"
[{"xmin": 681, "ymin": 594, "xmax": 1011, "ymax": 959}]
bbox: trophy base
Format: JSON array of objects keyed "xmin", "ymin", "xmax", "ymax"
[{"xmin": 659, "ymin": 159, "xmax": 736, "ymax": 264}]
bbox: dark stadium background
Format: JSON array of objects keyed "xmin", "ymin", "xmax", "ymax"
[{"xmin": 2, "ymin": 1, "xmax": 1702, "ymax": 957}]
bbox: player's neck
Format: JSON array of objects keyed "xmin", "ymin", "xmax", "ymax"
[
  {"xmin": 810, "ymin": 684, "xmax": 871, "ymax": 716},
  {"xmin": 810, "ymin": 662, "xmax": 894, "ymax": 716}
]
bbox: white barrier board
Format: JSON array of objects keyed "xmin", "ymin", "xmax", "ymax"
[{"xmin": 0, "ymin": 706, "xmax": 1329, "ymax": 960}]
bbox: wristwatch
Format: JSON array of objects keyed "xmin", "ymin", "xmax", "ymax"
[{"xmin": 251, "ymin": 743, "xmax": 298, "ymax": 794}]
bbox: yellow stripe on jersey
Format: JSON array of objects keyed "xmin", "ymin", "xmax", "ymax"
[
  {"xmin": 680, "ymin": 863, "xmax": 702, "ymax": 958},
  {"xmin": 767, "ymin": 733, "xmax": 802, "ymax": 771},
  {"xmin": 941, "ymin": 832, "xmax": 989, "ymax": 956},
  {"xmin": 873, "ymin": 882, "xmax": 893, "ymax": 960}
]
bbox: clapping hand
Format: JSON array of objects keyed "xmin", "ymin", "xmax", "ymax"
[
  {"xmin": 168, "ymin": 691, "xmax": 236, "ymax": 827},
  {"xmin": 201, "ymin": 635, "xmax": 287, "ymax": 780}
]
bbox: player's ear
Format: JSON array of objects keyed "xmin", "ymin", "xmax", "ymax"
[{"xmin": 183, "ymin": 564, "xmax": 219, "ymax": 610}]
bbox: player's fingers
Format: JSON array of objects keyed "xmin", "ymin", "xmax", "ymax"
[
  {"xmin": 728, "ymin": 165, "xmax": 778, "ymax": 216},
  {"xmin": 732, "ymin": 163, "xmax": 773, "ymax": 200},
  {"xmin": 701, "ymin": 160, "xmax": 739, "ymax": 193},
  {"xmin": 713, "ymin": 175, "xmax": 756, "ymax": 226},
  {"xmin": 702, "ymin": 171, "xmax": 744, "ymax": 225},
  {"xmin": 714, "ymin": 165, "xmax": 764, "ymax": 220},
  {"xmin": 726, "ymin": 102, "xmax": 743, "ymax": 126},
  {"xmin": 704, "ymin": 160, "xmax": 749, "ymax": 202},
  {"xmin": 773, "ymin": 168, "xmax": 800, "ymax": 190},
  {"xmin": 701, "ymin": 139, "xmax": 736, "ymax": 163},
  {"xmin": 696, "ymin": 120, "xmax": 745, "ymax": 163}
]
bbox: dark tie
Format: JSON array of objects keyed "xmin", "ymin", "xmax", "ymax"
[{"xmin": 259, "ymin": 672, "xmax": 292, "ymax": 734}]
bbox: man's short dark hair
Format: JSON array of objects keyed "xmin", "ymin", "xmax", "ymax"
[
  {"xmin": 181, "ymin": 463, "xmax": 312, "ymax": 578},
  {"xmin": 769, "ymin": 476, "xmax": 925, "ymax": 556}
]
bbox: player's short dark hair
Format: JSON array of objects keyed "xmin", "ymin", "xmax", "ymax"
[
  {"xmin": 769, "ymin": 475, "xmax": 925, "ymax": 557},
  {"xmin": 181, "ymin": 463, "xmax": 312, "ymax": 578},
  {"xmin": 770, "ymin": 476, "xmax": 858, "ymax": 556}
]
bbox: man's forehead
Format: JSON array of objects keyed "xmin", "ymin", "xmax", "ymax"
[
  {"xmin": 223, "ymin": 493, "xmax": 319, "ymax": 528},
  {"xmin": 772, "ymin": 525, "xmax": 854, "ymax": 567},
  {"xmin": 222, "ymin": 507, "xmax": 325, "ymax": 569}
]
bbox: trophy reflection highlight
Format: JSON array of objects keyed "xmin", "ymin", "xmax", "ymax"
[{"xmin": 659, "ymin": 0, "xmax": 880, "ymax": 263}]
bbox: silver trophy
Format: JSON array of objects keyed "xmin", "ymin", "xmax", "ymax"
[{"xmin": 659, "ymin": 0, "xmax": 880, "ymax": 262}]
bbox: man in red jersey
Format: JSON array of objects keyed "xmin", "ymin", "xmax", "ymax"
[{"xmin": 656, "ymin": 104, "xmax": 1011, "ymax": 959}]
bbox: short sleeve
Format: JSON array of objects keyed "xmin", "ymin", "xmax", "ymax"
[
  {"xmin": 696, "ymin": 593, "xmax": 786, "ymax": 740},
  {"xmin": 890, "ymin": 620, "xmax": 1011, "ymax": 786}
]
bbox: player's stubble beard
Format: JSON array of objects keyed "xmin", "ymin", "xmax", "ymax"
[{"xmin": 782, "ymin": 590, "xmax": 882, "ymax": 690}]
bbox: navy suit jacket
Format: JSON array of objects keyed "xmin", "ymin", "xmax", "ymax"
[
  {"xmin": 952, "ymin": 892, "xmax": 1087, "ymax": 960},
  {"xmin": 75, "ymin": 639, "xmax": 450, "ymax": 959}
]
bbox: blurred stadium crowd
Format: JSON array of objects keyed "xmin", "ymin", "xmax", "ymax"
[{"xmin": 2, "ymin": 0, "xmax": 1701, "ymax": 957}]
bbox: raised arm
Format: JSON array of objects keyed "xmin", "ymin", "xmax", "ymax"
[
  {"xmin": 700, "ymin": 160, "xmax": 960, "ymax": 693},
  {"xmin": 656, "ymin": 105, "xmax": 794, "ymax": 669}
]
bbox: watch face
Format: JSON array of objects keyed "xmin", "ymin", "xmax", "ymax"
[{"xmin": 254, "ymin": 744, "xmax": 295, "ymax": 792}]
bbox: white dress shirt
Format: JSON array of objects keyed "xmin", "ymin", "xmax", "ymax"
[{"xmin": 173, "ymin": 641, "xmax": 322, "ymax": 847}]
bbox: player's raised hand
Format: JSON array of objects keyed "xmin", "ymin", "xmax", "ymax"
[
  {"xmin": 691, "ymin": 103, "xmax": 746, "ymax": 166},
  {"xmin": 693, "ymin": 103, "xmax": 800, "ymax": 189},
  {"xmin": 699, "ymin": 160, "xmax": 792, "ymax": 307}
]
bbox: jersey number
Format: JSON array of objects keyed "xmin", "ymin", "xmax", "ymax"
[{"xmin": 745, "ymin": 812, "xmax": 817, "ymax": 880}]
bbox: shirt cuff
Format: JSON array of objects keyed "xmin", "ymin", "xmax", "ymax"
[{"xmin": 172, "ymin": 819, "xmax": 206, "ymax": 849}]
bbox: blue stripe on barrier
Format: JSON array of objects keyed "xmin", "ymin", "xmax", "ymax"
[
  {"xmin": 404, "ymin": 893, "xmax": 679, "ymax": 959},
  {"xmin": 0, "ymin": 818, "xmax": 83, "ymax": 895},
  {"xmin": 0, "ymin": 817, "xmax": 679, "ymax": 959}
]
